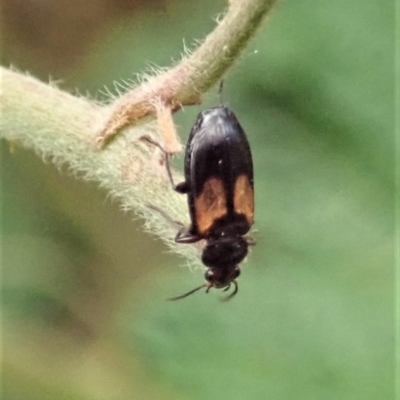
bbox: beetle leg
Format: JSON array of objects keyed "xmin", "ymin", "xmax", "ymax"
[
  {"xmin": 146, "ymin": 203, "xmax": 185, "ymax": 229},
  {"xmin": 174, "ymin": 180, "xmax": 190, "ymax": 194},
  {"xmin": 140, "ymin": 135, "xmax": 188, "ymax": 193},
  {"xmin": 175, "ymin": 227, "xmax": 202, "ymax": 244}
]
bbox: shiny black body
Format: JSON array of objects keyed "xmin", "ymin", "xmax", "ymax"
[{"xmin": 168, "ymin": 106, "xmax": 255, "ymax": 299}]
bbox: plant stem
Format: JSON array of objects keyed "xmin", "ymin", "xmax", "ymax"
[
  {"xmin": 0, "ymin": 0, "xmax": 277, "ymax": 263},
  {"xmin": 96, "ymin": 0, "xmax": 277, "ymax": 145}
]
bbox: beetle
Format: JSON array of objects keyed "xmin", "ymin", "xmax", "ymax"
[
  {"xmin": 144, "ymin": 90, "xmax": 255, "ymax": 300},
  {"xmin": 158, "ymin": 100, "xmax": 255, "ymax": 300}
]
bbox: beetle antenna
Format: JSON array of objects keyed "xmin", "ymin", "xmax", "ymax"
[
  {"xmin": 220, "ymin": 280, "xmax": 238, "ymax": 302},
  {"xmin": 167, "ymin": 283, "xmax": 208, "ymax": 301},
  {"xmin": 218, "ymin": 80, "xmax": 224, "ymax": 106}
]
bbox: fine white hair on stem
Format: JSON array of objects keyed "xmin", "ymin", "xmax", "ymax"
[{"xmin": 0, "ymin": 0, "xmax": 277, "ymax": 269}]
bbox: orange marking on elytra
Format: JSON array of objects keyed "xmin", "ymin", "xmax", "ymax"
[
  {"xmin": 234, "ymin": 174, "xmax": 254, "ymax": 225},
  {"xmin": 195, "ymin": 178, "xmax": 227, "ymax": 234}
]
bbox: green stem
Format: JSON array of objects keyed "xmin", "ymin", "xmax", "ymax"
[{"xmin": 0, "ymin": 0, "xmax": 277, "ymax": 263}]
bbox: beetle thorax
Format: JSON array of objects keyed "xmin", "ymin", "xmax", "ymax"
[{"xmin": 201, "ymin": 236, "xmax": 248, "ymax": 268}]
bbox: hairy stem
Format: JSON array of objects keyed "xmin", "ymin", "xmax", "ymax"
[
  {"xmin": 96, "ymin": 0, "xmax": 277, "ymax": 145},
  {"xmin": 0, "ymin": 68, "xmax": 199, "ymax": 264},
  {"xmin": 0, "ymin": 0, "xmax": 277, "ymax": 264}
]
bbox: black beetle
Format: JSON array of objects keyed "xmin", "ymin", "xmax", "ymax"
[{"xmin": 145, "ymin": 87, "xmax": 255, "ymax": 300}]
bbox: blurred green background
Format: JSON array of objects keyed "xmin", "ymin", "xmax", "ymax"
[{"xmin": 1, "ymin": 0, "xmax": 396, "ymax": 399}]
